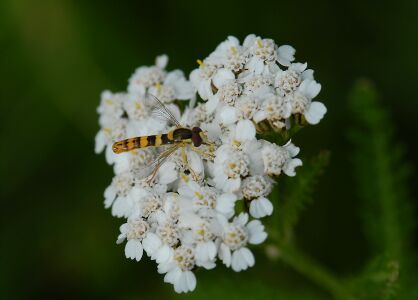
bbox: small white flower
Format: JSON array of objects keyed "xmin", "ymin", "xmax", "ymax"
[
  {"xmin": 218, "ymin": 213, "xmax": 267, "ymax": 271},
  {"xmin": 244, "ymin": 35, "xmax": 278, "ymax": 75},
  {"xmin": 256, "ymin": 93, "xmax": 292, "ymax": 129},
  {"xmin": 128, "ymin": 185, "xmax": 162, "ymax": 219},
  {"xmin": 159, "ymin": 245, "xmax": 197, "ymax": 293},
  {"xmin": 213, "ymin": 145, "xmax": 249, "ymax": 192},
  {"xmin": 148, "ymin": 69, "xmax": 195, "ymax": 103},
  {"xmin": 261, "ymin": 141, "xmax": 302, "ymax": 176},
  {"xmin": 242, "ymin": 75, "xmax": 273, "ymax": 96},
  {"xmin": 128, "ymin": 55, "xmax": 167, "ymax": 95},
  {"xmin": 97, "ymin": 90, "xmax": 125, "ymax": 127},
  {"xmin": 117, "ymin": 218, "xmax": 149, "ymax": 261},
  {"xmin": 207, "ymin": 35, "xmax": 246, "ymax": 72},
  {"xmin": 277, "ymin": 45, "xmax": 296, "ymax": 67},
  {"xmin": 216, "ymin": 81, "xmax": 242, "ymax": 106},
  {"xmin": 288, "ymin": 79, "xmax": 326, "ymax": 124},
  {"xmin": 236, "ymin": 95, "xmax": 258, "ymax": 119},
  {"xmin": 104, "ymin": 172, "xmax": 134, "ymax": 218},
  {"xmin": 242, "ymin": 175, "xmax": 273, "ymax": 199},
  {"xmin": 190, "ymin": 59, "xmax": 219, "ymax": 100},
  {"xmin": 217, "ymin": 105, "xmax": 239, "ymax": 126},
  {"xmin": 304, "ymin": 101, "xmax": 327, "ymax": 125},
  {"xmin": 274, "ymin": 65, "xmax": 304, "ymax": 96},
  {"xmin": 187, "ymin": 102, "xmax": 215, "ymax": 126},
  {"xmin": 178, "ymin": 180, "xmax": 237, "ymax": 218}
]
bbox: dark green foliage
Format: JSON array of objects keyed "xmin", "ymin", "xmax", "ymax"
[
  {"xmin": 347, "ymin": 256, "xmax": 399, "ymax": 300},
  {"xmin": 346, "ymin": 80, "xmax": 416, "ymax": 299},
  {"xmin": 171, "ymin": 267, "xmax": 328, "ymax": 300},
  {"xmin": 276, "ymin": 151, "xmax": 330, "ymax": 244},
  {"xmin": 348, "ymin": 80, "xmax": 414, "ymax": 259}
]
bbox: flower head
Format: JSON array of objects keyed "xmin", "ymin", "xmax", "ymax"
[{"xmin": 96, "ymin": 35, "xmax": 326, "ymax": 293}]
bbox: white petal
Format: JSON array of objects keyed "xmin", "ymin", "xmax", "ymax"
[
  {"xmin": 235, "ymin": 212, "xmax": 249, "ymax": 226},
  {"xmin": 199, "ymin": 80, "xmax": 213, "ymax": 100},
  {"xmin": 142, "ymin": 233, "xmax": 162, "ymax": 258},
  {"xmin": 187, "ymin": 151, "xmax": 204, "ymax": 176},
  {"xmin": 243, "ymin": 34, "xmax": 256, "ymax": 48},
  {"xmin": 249, "ymin": 197, "xmax": 273, "ymax": 218},
  {"xmin": 283, "ymin": 158, "xmax": 303, "ymax": 177},
  {"xmin": 156, "ymin": 54, "xmax": 168, "ymax": 69},
  {"xmin": 223, "ymin": 178, "xmax": 241, "ymax": 193},
  {"xmin": 158, "ymin": 161, "xmax": 178, "ymax": 184},
  {"xmin": 164, "ymin": 267, "xmax": 181, "ymax": 284},
  {"xmin": 196, "ymin": 241, "xmax": 217, "ymax": 263},
  {"xmin": 184, "ymin": 271, "xmax": 197, "ymax": 292},
  {"xmin": 113, "ymin": 154, "xmax": 130, "ymax": 174},
  {"xmin": 111, "ymin": 196, "xmax": 130, "ymax": 218},
  {"xmin": 248, "ymin": 57, "xmax": 264, "ymax": 75},
  {"xmin": 304, "ymin": 101, "xmax": 327, "ymax": 125},
  {"xmin": 164, "ymin": 69, "xmax": 182, "ymax": 85},
  {"xmin": 105, "ymin": 144, "xmax": 117, "ymax": 165},
  {"xmin": 216, "ymin": 193, "xmax": 237, "ymax": 216},
  {"xmin": 124, "ymin": 239, "xmax": 143, "ymax": 261},
  {"xmin": 277, "ymin": 45, "xmax": 295, "ymax": 66},
  {"xmin": 175, "ymin": 271, "xmax": 187, "ymax": 293},
  {"xmin": 156, "ymin": 244, "xmax": 173, "ymax": 264},
  {"xmin": 94, "ymin": 131, "xmax": 106, "ymax": 154},
  {"xmin": 283, "ymin": 141, "xmax": 300, "ymax": 157},
  {"xmin": 247, "ymin": 220, "xmax": 267, "ymax": 244},
  {"xmin": 104, "ymin": 185, "xmax": 116, "ymax": 208},
  {"xmin": 190, "ymin": 68, "xmax": 201, "ymax": 86},
  {"xmin": 290, "ymin": 62, "xmax": 307, "ymax": 73},
  {"xmin": 219, "ymin": 243, "xmax": 231, "ymax": 267},
  {"xmin": 175, "ymin": 80, "xmax": 195, "ymax": 100},
  {"xmin": 213, "ymin": 68, "xmax": 235, "ymax": 88},
  {"xmin": 299, "ymin": 79, "xmax": 321, "ymax": 99},
  {"xmin": 253, "ymin": 110, "xmax": 267, "ymax": 123},
  {"xmin": 240, "ymin": 247, "xmax": 255, "ymax": 267},
  {"xmin": 158, "ymin": 260, "xmax": 174, "ymax": 274},
  {"xmin": 116, "ymin": 224, "xmax": 127, "ymax": 244},
  {"xmin": 201, "ymin": 122, "xmax": 222, "ymax": 141},
  {"xmin": 205, "ymin": 95, "xmax": 220, "ymax": 114},
  {"xmin": 235, "ymin": 120, "xmax": 256, "ymax": 142},
  {"xmin": 302, "ymin": 69, "xmax": 314, "ymax": 80},
  {"xmin": 218, "ymin": 106, "xmax": 238, "ymax": 125},
  {"xmin": 232, "ymin": 248, "xmax": 254, "ymax": 272}
]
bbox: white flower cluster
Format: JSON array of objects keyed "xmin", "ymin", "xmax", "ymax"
[{"xmin": 95, "ymin": 34, "xmax": 326, "ymax": 293}]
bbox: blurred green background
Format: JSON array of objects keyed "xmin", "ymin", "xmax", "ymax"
[{"xmin": 1, "ymin": 0, "xmax": 417, "ymax": 299}]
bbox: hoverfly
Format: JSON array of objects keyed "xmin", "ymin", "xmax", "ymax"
[{"xmin": 112, "ymin": 95, "xmax": 212, "ymax": 182}]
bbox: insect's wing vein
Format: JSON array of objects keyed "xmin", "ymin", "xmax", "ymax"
[
  {"xmin": 148, "ymin": 94, "xmax": 181, "ymax": 127},
  {"xmin": 137, "ymin": 144, "xmax": 179, "ymax": 180}
]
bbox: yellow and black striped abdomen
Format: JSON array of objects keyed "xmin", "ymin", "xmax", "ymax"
[
  {"xmin": 147, "ymin": 132, "xmax": 175, "ymax": 147},
  {"xmin": 112, "ymin": 131, "xmax": 176, "ymax": 154}
]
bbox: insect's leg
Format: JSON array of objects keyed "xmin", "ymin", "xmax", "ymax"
[
  {"xmin": 180, "ymin": 144, "xmax": 188, "ymax": 164},
  {"xmin": 147, "ymin": 162, "xmax": 161, "ymax": 185},
  {"xmin": 146, "ymin": 145, "xmax": 179, "ymax": 184},
  {"xmin": 191, "ymin": 145, "xmax": 215, "ymax": 161},
  {"xmin": 180, "ymin": 146, "xmax": 199, "ymax": 181}
]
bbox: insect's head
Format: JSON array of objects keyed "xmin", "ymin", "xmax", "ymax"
[{"xmin": 191, "ymin": 127, "xmax": 204, "ymax": 147}]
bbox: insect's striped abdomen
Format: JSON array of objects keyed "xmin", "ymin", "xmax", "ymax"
[{"xmin": 112, "ymin": 132, "xmax": 175, "ymax": 154}]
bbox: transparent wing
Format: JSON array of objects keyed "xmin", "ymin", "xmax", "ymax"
[
  {"xmin": 136, "ymin": 144, "xmax": 180, "ymax": 181},
  {"xmin": 147, "ymin": 94, "xmax": 181, "ymax": 127}
]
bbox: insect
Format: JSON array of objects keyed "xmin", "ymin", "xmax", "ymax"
[{"xmin": 112, "ymin": 94, "xmax": 213, "ymax": 182}]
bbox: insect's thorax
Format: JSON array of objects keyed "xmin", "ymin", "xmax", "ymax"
[
  {"xmin": 172, "ymin": 127, "xmax": 193, "ymax": 142},
  {"xmin": 171, "ymin": 127, "xmax": 203, "ymax": 147}
]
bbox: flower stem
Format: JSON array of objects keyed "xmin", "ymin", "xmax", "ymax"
[{"xmin": 277, "ymin": 242, "xmax": 355, "ymax": 300}]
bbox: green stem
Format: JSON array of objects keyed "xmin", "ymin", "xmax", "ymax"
[{"xmin": 278, "ymin": 242, "xmax": 355, "ymax": 300}]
